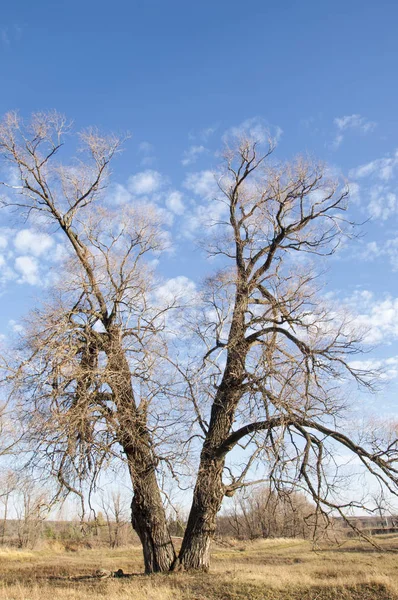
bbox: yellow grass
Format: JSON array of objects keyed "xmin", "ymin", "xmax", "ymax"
[{"xmin": 0, "ymin": 537, "xmax": 397, "ymax": 599}]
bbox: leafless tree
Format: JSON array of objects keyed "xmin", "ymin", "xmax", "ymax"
[
  {"xmin": 100, "ymin": 489, "xmax": 130, "ymax": 548},
  {"xmin": 0, "ymin": 397, "xmax": 23, "ymax": 546},
  {"xmin": 220, "ymin": 486, "xmax": 315, "ymax": 540},
  {"xmin": 0, "ymin": 112, "xmax": 179, "ymax": 572},
  {"xmin": 14, "ymin": 476, "xmax": 50, "ymax": 548},
  {"xmin": 0, "ymin": 471, "xmax": 17, "ymax": 544},
  {"xmin": 174, "ymin": 137, "xmax": 398, "ymax": 570}
]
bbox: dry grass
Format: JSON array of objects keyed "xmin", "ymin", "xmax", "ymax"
[{"xmin": 0, "ymin": 537, "xmax": 397, "ymax": 599}]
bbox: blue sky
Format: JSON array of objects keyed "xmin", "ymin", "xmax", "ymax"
[{"xmin": 1, "ymin": 0, "xmax": 398, "ymax": 417}]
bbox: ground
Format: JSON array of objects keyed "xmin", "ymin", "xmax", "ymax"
[{"xmin": 0, "ymin": 536, "xmax": 398, "ymax": 599}]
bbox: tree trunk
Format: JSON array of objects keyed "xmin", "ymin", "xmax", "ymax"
[
  {"xmin": 126, "ymin": 430, "xmax": 176, "ymax": 573},
  {"xmin": 177, "ymin": 286, "xmax": 249, "ymax": 571},
  {"xmin": 131, "ymin": 475, "xmax": 176, "ymax": 573},
  {"xmin": 177, "ymin": 455, "xmax": 225, "ymax": 571},
  {"xmin": 105, "ymin": 328, "xmax": 176, "ymax": 573},
  {"xmin": 177, "ymin": 360, "xmax": 245, "ymax": 570}
]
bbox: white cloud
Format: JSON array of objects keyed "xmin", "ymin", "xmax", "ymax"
[
  {"xmin": 0, "ymin": 255, "xmax": 16, "ymax": 286},
  {"xmin": 183, "ymin": 197, "xmax": 229, "ymax": 238},
  {"xmin": 367, "ymin": 186, "xmax": 397, "ymax": 221},
  {"xmin": 14, "ymin": 255, "xmax": 39, "ymax": 285},
  {"xmin": 8, "ymin": 319, "xmax": 24, "ymax": 333},
  {"xmin": 14, "ymin": 229, "xmax": 53, "ymax": 257},
  {"xmin": 188, "ymin": 125, "xmax": 218, "ymax": 143},
  {"xmin": 0, "ymin": 234, "xmax": 7, "ymax": 250},
  {"xmin": 347, "ymin": 151, "xmax": 398, "ymax": 222},
  {"xmin": 332, "ymin": 133, "xmax": 344, "ymax": 149},
  {"xmin": 139, "ymin": 141, "xmax": 153, "ymax": 155},
  {"xmin": 349, "ymin": 356, "xmax": 398, "ymax": 380},
  {"xmin": 155, "ymin": 276, "xmax": 197, "ymax": 306},
  {"xmin": 349, "ymin": 150, "xmax": 398, "ymax": 181},
  {"xmin": 359, "ymin": 240, "xmax": 381, "ymax": 261},
  {"xmin": 359, "ymin": 237, "xmax": 398, "ymax": 271},
  {"xmin": 182, "ymin": 171, "xmax": 229, "ymax": 236},
  {"xmin": 155, "ymin": 205, "xmax": 175, "ymax": 228},
  {"xmin": 181, "ymin": 145, "xmax": 206, "ymax": 166},
  {"xmin": 165, "ymin": 191, "xmax": 185, "ymax": 215},
  {"xmin": 153, "ymin": 276, "xmax": 199, "ymax": 336},
  {"xmin": 347, "ymin": 182, "xmax": 360, "ymax": 204},
  {"xmin": 223, "ymin": 117, "xmax": 282, "ymax": 146},
  {"xmin": 109, "ymin": 183, "xmax": 132, "ymax": 205},
  {"xmin": 334, "ymin": 114, "xmax": 376, "ymax": 133},
  {"xmin": 128, "ymin": 170, "xmax": 165, "ymax": 195},
  {"xmin": 199, "ymin": 126, "xmax": 217, "ymax": 141},
  {"xmin": 50, "ymin": 243, "xmax": 69, "ymax": 263},
  {"xmin": 384, "ymin": 239, "xmax": 398, "ymax": 271},
  {"xmin": 332, "ymin": 114, "xmax": 376, "ymax": 149},
  {"xmin": 109, "ymin": 177, "xmax": 184, "ymax": 223},
  {"xmin": 183, "ymin": 170, "xmax": 218, "ymax": 199},
  {"xmin": 138, "ymin": 142, "xmax": 155, "ymax": 166},
  {"xmin": 345, "ymin": 290, "xmax": 398, "ymax": 345}
]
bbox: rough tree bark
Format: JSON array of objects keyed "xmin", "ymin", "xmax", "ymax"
[
  {"xmin": 177, "ymin": 287, "xmax": 248, "ymax": 571},
  {"xmin": 105, "ymin": 329, "xmax": 176, "ymax": 572}
]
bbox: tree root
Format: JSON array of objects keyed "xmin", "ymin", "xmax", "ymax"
[{"xmin": 49, "ymin": 568, "xmax": 136, "ymax": 581}]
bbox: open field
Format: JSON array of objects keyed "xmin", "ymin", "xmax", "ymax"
[{"xmin": 0, "ymin": 537, "xmax": 398, "ymax": 599}]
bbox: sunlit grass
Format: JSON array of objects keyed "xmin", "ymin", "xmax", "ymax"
[{"xmin": 0, "ymin": 537, "xmax": 397, "ymax": 599}]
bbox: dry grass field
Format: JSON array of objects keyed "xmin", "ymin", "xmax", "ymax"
[{"xmin": 0, "ymin": 536, "xmax": 398, "ymax": 600}]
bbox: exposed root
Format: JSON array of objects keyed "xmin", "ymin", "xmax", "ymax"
[{"xmin": 48, "ymin": 568, "xmax": 136, "ymax": 581}]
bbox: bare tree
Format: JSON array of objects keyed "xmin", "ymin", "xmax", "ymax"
[
  {"xmin": 0, "ymin": 112, "xmax": 177, "ymax": 572},
  {"xmin": 174, "ymin": 137, "xmax": 398, "ymax": 570},
  {"xmin": 0, "ymin": 397, "xmax": 23, "ymax": 545},
  {"xmin": 0, "ymin": 471, "xmax": 17, "ymax": 544},
  {"xmin": 14, "ymin": 476, "xmax": 50, "ymax": 548},
  {"xmin": 220, "ymin": 486, "xmax": 315, "ymax": 540},
  {"xmin": 100, "ymin": 489, "xmax": 130, "ymax": 548}
]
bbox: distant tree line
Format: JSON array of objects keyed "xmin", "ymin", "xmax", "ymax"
[
  {"xmin": 0, "ymin": 476, "xmax": 321, "ymax": 549},
  {"xmin": 217, "ymin": 487, "xmax": 316, "ymax": 540}
]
